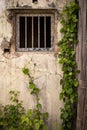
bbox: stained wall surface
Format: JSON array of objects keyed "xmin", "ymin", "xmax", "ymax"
[{"xmin": 0, "ymin": 0, "xmax": 71, "ymax": 129}]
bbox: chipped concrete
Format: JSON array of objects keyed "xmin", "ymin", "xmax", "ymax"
[{"xmin": 0, "ymin": 0, "xmax": 72, "ymax": 129}]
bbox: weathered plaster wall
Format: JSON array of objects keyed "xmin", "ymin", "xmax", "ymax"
[{"xmin": 0, "ymin": 0, "xmax": 72, "ymax": 129}]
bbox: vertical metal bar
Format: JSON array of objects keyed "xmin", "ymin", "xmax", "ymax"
[
  {"xmin": 32, "ymin": 17, "xmax": 34, "ymax": 48},
  {"xmin": 44, "ymin": 16, "xmax": 46, "ymax": 48},
  {"xmin": 25, "ymin": 17, "xmax": 27, "ymax": 48},
  {"xmin": 38, "ymin": 16, "xmax": 40, "ymax": 48},
  {"xmin": 17, "ymin": 15, "xmax": 20, "ymax": 50}
]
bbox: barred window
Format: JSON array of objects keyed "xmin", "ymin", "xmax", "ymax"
[{"xmin": 16, "ymin": 13, "xmax": 54, "ymax": 51}]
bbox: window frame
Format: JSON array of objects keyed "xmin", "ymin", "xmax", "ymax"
[{"xmin": 8, "ymin": 8, "xmax": 57, "ymax": 52}]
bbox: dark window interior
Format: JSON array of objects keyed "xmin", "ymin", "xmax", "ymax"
[
  {"xmin": 20, "ymin": 17, "xmax": 25, "ymax": 48},
  {"xmin": 33, "ymin": 17, "xmax": 38, "ymax": 48},
  {"xmin": 27, "ymin": 17, "xmax": 32, "ymax": 48},
  {"xmin": 46, "ymin": 16, "xmax": 51, "ymax": 48},
  {"xmin": 40, "ymin": 17, "xmax": 44, "ymax": 48}
]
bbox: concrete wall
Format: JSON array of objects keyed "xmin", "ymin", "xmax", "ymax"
[{"xmin": 0, "ymin": 0, "xmax": 71, "ymax": 129}]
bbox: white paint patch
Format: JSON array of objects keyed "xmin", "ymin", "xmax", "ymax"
[{"xmin": 0, "ymin": 0, "xmax": 5, "ymax": 14}]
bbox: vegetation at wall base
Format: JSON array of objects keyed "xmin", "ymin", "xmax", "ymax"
[
  {"xmin": 0, "ymin": 91, "xmax": 25, "ymax": 130},
  {"xmin": 59, "ymin": 0, "xmax": 79, "ymax": 130},
  {"xmin": 0, "ymin": 68, "xmax": 48, "ymax": 130}
]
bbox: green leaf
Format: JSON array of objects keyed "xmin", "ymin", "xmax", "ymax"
[
  {"xmin": 34, "ymin": 122, "xmax": 40, "ymax": 130},
  {"xmin": 29, "ymin": 83, "xmax": 36, "ymax": 89},
  {"xmin": 27, "ymin": 109, "xmax": 33, "ymax": 117},
  {"xmin": 68, "ymin": 72, "xmax": 73, "ymax": 76},
  {"xmin": 42, "ymin": 125, "xmax": 48, "ymax": 130},
  {"xmin": 61, "ymin": 111, "xmax": 69, "ymax": 120},
  {"xmin": 67, "ymin": 88, "xmax": 73, "ymax": 95},
  {"xmin": 76, "ymin": 70, "xmax": 80, "ymax": 73},
  {"xmin": 22, "ymin": 68, "xmax": 29, "ymax": 75},
  {"xmin": 74, "ymin": 80, "xmax": 78, "ymax": 87},
  {"xmin": 42, "ymin": 112, "xmax": 48, "ymax": 119},
  {"xmin": 36, "ymin": 103, "xmax": 42, "ymax": 109}
]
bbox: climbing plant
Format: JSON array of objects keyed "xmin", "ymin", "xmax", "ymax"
[
  {"xmin": 59, "ymin": 0, "xmax": 79, "ymax": 130},
  {"xmin": 22, "ymin": 68, "xmax": 48, "ymax": 130}
]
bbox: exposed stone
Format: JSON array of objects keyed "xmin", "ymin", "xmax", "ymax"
[{"xmin": 48, "ymin": 2, "xmax": 56, "ymax": 7}]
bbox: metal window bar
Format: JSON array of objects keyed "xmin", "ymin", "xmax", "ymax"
[
  {"xmin": 51, "ymin": 15, "xmax": 54, "ymax": 47},
  {"xmin": 16, "ymin": 15, "xmax": 20, "ymax": 50}
]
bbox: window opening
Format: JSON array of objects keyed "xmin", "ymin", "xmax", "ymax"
[{"xmin": 16, "ymin": 13, "xmax": 54, "ymax": 51}]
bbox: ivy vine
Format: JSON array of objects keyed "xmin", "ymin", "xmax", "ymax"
[
  {"xmin": 22, "ymin": 68, "xmax": 48, "ymax": 130},
  {"xmin": 59, "ymin": 0, "xmax": 79, "ymax": 130}
]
